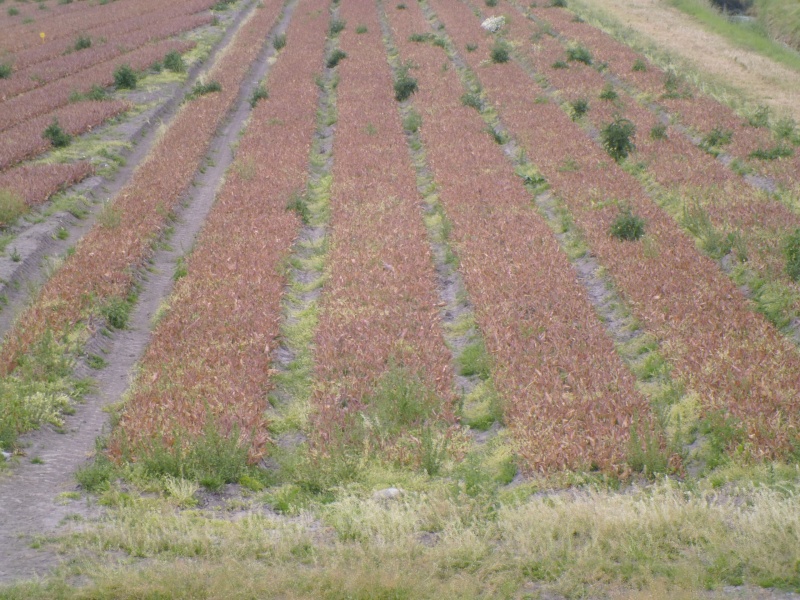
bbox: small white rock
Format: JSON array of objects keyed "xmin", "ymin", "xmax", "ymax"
[{"xmin": 373, "ymin": 487, "xmax": 404, "ymax": 502}]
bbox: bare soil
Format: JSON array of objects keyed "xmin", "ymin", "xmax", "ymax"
[{"xmin": 578, "ymin": 0, "xmax": 800, "ymax": 121}]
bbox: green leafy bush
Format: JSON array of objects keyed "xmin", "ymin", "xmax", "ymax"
[
  {"xmin": 599, "ymin": 83, "xmax": 618, "ymax": 101},
  {"xmin": 163, "ymin": 51, "xmax": 186, "ymax": 73},
  {"xmin": 394, "ymin": 62, "xmax": 417, "ymax": 101},
  {"xmin": 748, "ymin": 145, "xmax": 794, "ymax": 160},
  {"xmin": 273, "ymin": 32, "xmax": 286, "ymax": 50},
  {"xmin": 43, "ymin": 118, "xmax": 71, "ymax": 148},
  {"xmin": 490, "ymin": 41, "xmax": 510, "ymax": 63},
  {"xmin": 0, "ymin": 63, "xmax": 12, "ymax": 79},
  {"xmin": 650, "ymin": 123, "xmax": 668, "ymax": 140},
  {"xmin": 600, "ymin": 116, "xmax": 636, "ymax": 162},
  {"xmin": 113, "ymin": 64, "xmax": 137, "ymax": 89}
]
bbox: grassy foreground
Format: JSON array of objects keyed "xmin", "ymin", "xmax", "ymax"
[{"xmin": 2, "ymin": 437, "xmax": 800, "ymax": 599}]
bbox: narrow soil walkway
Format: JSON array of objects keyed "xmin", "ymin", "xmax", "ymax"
[
  {"xmin": 0, "ymin": 1, "xmax": 298, "ymax": 583},
  {"xmin": 576, "ymin": 0, "xmax": 800, "ymax": 121}
]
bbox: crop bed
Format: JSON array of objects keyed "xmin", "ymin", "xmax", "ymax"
[
  {"xmin": 0, "ymin": 0, "xmax": 799, "ymax": 536},
  {"xmin": 0, "ymin": 0, "xmax": 799, "ymax": 594}
]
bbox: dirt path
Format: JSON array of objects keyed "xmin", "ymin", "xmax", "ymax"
[
  {"xmin": 0, "ymin": 0, "xmax": 298, "ymax": 583},
  {"xmin": 576, "ymin": 0, "xmax": 800, "ymax": 121}
]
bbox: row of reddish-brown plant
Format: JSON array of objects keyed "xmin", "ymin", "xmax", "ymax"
[
  {"xmin": 0, "ymin": 99, "xmax": 129, "ymax": 171},
  {"xmin": 0, "ymin": 163, "xmax": 93, "ymax": 219},
  {"xmin": 0, "ymin": 0, "xmax": 94, "ymax": 32},
  {"xmin": 0, "ymin": 13, "xmax": 213, "ymax": 101},
  {"xmin": 0, "ymin": 0, "xmax": 189, "ymax": 55},
  {"xmin": 0, "ymin": 0, "xmax": 286, "ymax": 375},
  {"xmin": 110, "ymin": 0, "xmax": 330, "ymax": 463},
  {"xmin": 495, "ymin": 1, "xmax": 800, "ymax": 322},
  {"xmin": 310, "ymin": 0, "xmax": 455, "ymax": 452},
  {"xmin": 7, "ymin": 0, "xmax": 217, "ymax": 72},
  {"xmin": 387, "ymin": 1, "xmax": 660, "ymax": 474},
  {"xmin": 521, "ymin": 3, "xmax": 800, "ymax": 190},
  {"xmin": 431, "ymin": 0, "xmax": 800, "ymax": 458},
  {"xmin": 0, "ymin": 39, "xmax": 193, "ymax": 133}
]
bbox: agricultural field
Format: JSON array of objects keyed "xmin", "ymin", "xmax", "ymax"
[{"xmin": 0, "ymin": 0, "xmax": 799, "ymax": 597}]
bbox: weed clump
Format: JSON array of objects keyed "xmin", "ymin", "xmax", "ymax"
[
  {"xmin": 566, "ymin": 43, "xmax": 592, "ymax": 65},
  {"xmin": 569, "ymin": 97, "xmax": 589, "ymax": 120},
  {"xmin": 600, "ymin": 116, "xmax": 636, "ymax": 162},
  {"xmin": 163, "ymin": 50, "xmax": 186, "ymax": 73},
  {"xmin": 393, "ymin": 62, "xmax": 417, "ymax": 101},
  {"xmin": 74, "ymin": 35, "xmax": 91, "ymax": 51},
  {"xmin": 326, "ymin": 48, "xmax": 347, "ymax": 69},
  {"xmin": 403, "ymin": 109, "xmax": 422, "ymax": 132},
  {"xmin": 632, "ymin": 57, "xmax": 647, "ymax": 72},
  {"xmin": 356, "ymin": 24, "xmax": 367, "ymax": 34},
  {"xmin": 490, "ymin": 41, "xmax": 511, "ymax": 64},
  {"xmin": 0, "ymin": 63, "xmax": 11, "ymax": 79},
  {"xmin": 329, "ymin": 19, "xmax": 346, "ymax": 36},
  {"xmin": 650, "ymin": 123, "xmax": 668, "ymax": 140},
  {"xmin": 699, "ymin": 126, "xmax": 733, "ymax": 155},
  {"xmin": 43, "ymin": 118, "xmax": 71, "ymax": 148},
  {"xmin": 610, "ymin": 206, "xmax": 645, "ymax": 241},
  {"xmin": 113, "ymin": 64, "xmax": 137, "ymax": 89},
  {"xmin": 273, "ymin": 32, "xmax": 286, "ymax": 50},
  {"xmin": 599, "ymin": 83, "xmax": 618, "ymax": 101},
  {"xmin": 784, "ymin": 229, "xmax": 800, "ymax": 282},
  {"xmin": 187, "ymin": 79, "xmax": 222, "ymax": 100},
  {"xmin": 249, "ymin": 83, "xmax": 268, "ymax": 107}
]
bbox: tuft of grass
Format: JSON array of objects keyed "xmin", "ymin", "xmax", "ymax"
[
  {"xmin": 784, "ymin": 229, "xmax": 800, "ymax": 282},
  {"xmin": 402, "ymin": 109, "xmax": 422, "ymax": 132},
  {"xmin": 355, "ymin": 24, "xmax": 367, "ymax": 34},
  {"xmin": 600, "ymin": 116, "xmax": 636, "ymax": 161},
  {"xmin": 632, "ymin": 57, "xmax": 647, "ymax": 71},
  {"xmin": 0, "ymin": 63, "xmax": 11, "ymax": 79},
  {"xmin": 610, "ymin": 206, "xmax": 646, "ymax": 241},
  {"xmin": 551, "ymin": 60, "xmax": 568, "ymax": 69},
  {"xmin": 100, "ymin": 294, "xmax": 134, "ymax": 330},
  {"xmin": 113, "ymin": 64, "xmax": 137, "ymax": 89},
  {"xmin": 459, "ymin": 340, "xmax": 492, "ymax": 380},
  {"xmin": 0, "ymin": 188, "xmax": 28, "ymax": 228},
  {"xmin": 466, "ymin": 42, "xmax": 478, "ymax": 52},
  {"xmin": 43, "ymin": 118, "xmax": 71, "ymax": 148},
  {"xmin": 748, "ymin": 144, "xmax": 793, "ymax": 160},
  {"xmin": 460, "ymin": 91, "xmax": 482, "ymax": 110},
  {"xmin": 273, "ymin": 32, "xmax": 286, "ymax": 50},
  {"xmin": 699, "ymin": 125, "xmax": 733, "ymax": 155}
]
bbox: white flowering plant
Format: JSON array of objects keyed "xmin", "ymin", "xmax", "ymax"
[{"xmin": 481, "ymin": 15, "xmax": 506, "ymax": 33}]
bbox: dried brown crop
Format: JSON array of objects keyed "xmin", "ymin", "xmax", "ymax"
[
  {"xmin": 112, "ymin": 0, "xmax": 330, "ymax": 464},
  {"xmin": 0, "ymin": 162, "xmax": 92, "ymax": 209},
  {"xmin": 432, "ymin": 0, "xmax": 800, "ymax": 458},
  {"xmin": 388, "ymin": 0, "xmax": 659, "ymax": 474},
  {"xmin": 310, "ymin": 0, "xmax": 455, "ymax": 454},
  {"xmin": 0, "ymin": 0, "xmax": 286, "ymax": 375}
]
